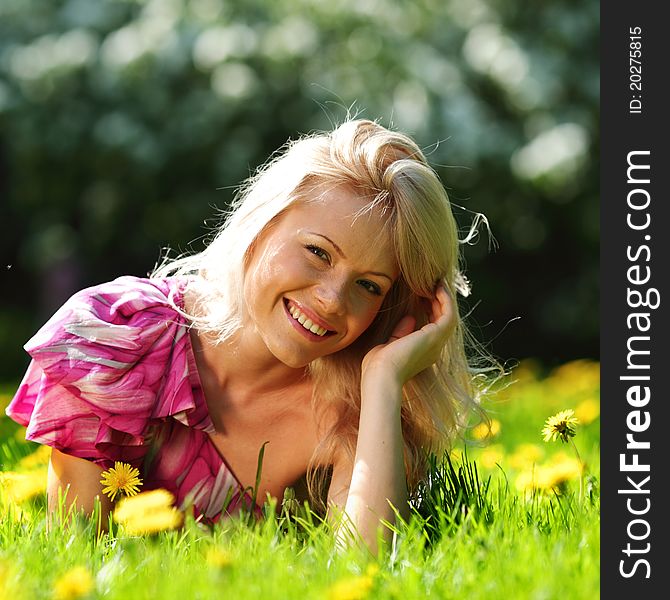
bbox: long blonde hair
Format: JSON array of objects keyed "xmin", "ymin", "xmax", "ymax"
[{"xmin": 153, "ymin": 119, "xmax": 493, "ymax": 509}]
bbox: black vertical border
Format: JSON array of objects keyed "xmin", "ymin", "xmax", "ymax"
[{"xmin": 601, "ymin": 3, "xmax": 669, "ymax": 596}]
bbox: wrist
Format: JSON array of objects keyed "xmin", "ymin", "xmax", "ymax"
[
  {"xmin": 361, "ymin": 356, "xmax": 404, "ymax": 384},
  {"xmin": 361, "ymin": 364, "xmax": 403, "ymax": 387},
  {"xmin": 360, "ymin": 369, "xmax": 403, "ymax": 409}
]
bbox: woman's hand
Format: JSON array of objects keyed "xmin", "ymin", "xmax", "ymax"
[
  {"xmin": 362, "ymin": 284, "xmax": 456, "ymax": 387},
  {"xmin": 335, "ymin": 285, "xmax": 455, "ymax": 553}
]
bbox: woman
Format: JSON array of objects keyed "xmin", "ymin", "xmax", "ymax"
[{"xmin": 6, "ymin": 119, "xmax": 485, "ymax": 552}]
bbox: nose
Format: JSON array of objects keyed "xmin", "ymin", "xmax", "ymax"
[{"xmin": 313, "ymin": 277, "xmax": 347, "ymax": 317}]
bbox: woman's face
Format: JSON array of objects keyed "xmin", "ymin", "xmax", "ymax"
[{"xmin": 242, "ymin": 185, "xmax": 399, "ymax": 369}]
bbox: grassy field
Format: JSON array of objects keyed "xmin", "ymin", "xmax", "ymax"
[{"xmin": 0, "ymin": 359, "xmax": 600, "ymax": 599}]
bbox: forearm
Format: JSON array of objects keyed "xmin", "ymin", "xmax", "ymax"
[
  {"xmin": 338, "ymin": 372, "xmax": 408, "ymax": 553},
  {"xmin": 47, "ymin": 449, "xmax": 113, "ymax": 530}
]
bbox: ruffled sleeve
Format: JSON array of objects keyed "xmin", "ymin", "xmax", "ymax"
[{"xmin": 5, "ymin": 276, "xmax": 197, "ymax": 469}]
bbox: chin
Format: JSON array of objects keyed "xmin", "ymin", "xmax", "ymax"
[{"xmin": 274, "ymin": 344, "xmax": 342, "ymax": 370}]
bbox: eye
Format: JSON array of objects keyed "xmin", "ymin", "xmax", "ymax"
[
  {"xmin": 358, "ymin": 279, "xmax": 382, "ymax": 296},
  {"xmin": 305, "ymin": 244, "xmax": 330, "ymax": 262}
]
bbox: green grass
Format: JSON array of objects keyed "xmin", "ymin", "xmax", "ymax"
[{"xmin": 0, "ymin": 359, "xmax": 600, "ymax": 599}]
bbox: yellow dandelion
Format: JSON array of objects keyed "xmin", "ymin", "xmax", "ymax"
[
  {"xmin": 327, "ymin": 574, "xmax": 374, "ymax": 600},
  {"xmin": 100, "ymin": 462, "xmax": 142, "ymax": 501},
  {"xmin": 542, "ymin": 409, "xmax": 579, "ymax": 443},
  {"xmin": 205, "ymin": 547, "xmax": 235, "ymax": 569},
  {"xmin": 575, "ymin": 397, "xmax": 600, "ymax": 425},
  {"xmin": 19, "ymin": 445, "xmax": 52, "ymax": 469},
  {"xmin": 513, "ymin": 359, "xmax": 542, "ymax": 383},
  {"xmin": 515, "ymin": 455, "xmax": 583, "ymax": 495},
  {"xmin": 364, "ymin": 564, "xmax": 379, "ymax": 578},
  {"xmin": 546, "ymin": 360, "xmax": 600, "ymax": 396},
  {"xmin": 113, "ymin": 488, "xmax": 174, "ymax": 516},
  {"xmin": 52, "ymin": 566, "xmax": 94, "ymax": 600},
  {"xmin": 118, "ymin": 509, "xmax": 183, "ymax": 535},
  {"xmin": 543, "ymin": 457, "xmax": 583, "ymax": 489},
  {"xmin": 516, "ymin": 465, "xmax": 558, "ymax": 493},
  {"xmin": 113, "ymin": 488, "xmax": 183, "ymax": 535},
  {"xmin": 471, "ymin": 419, "xmax": 501, "ymax": 441},
  {"xmin": 515, "ymin": 469, "xmax": 543, "ymax": 493},
  {"xmin": 509, "ymin": 444, "xmax": 544, "ymax": 470},
  {"xmin": 0, "ymin": 470, "xmax": 47, "ymax": 503},
  {"xmin": 479, "ymin": 445, "xmax": 505, "ymax": 469}
]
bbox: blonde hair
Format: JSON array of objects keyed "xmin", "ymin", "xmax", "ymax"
[{"xmin": 153, "ymin": 119, "xmax": 494, "ymax": 510}]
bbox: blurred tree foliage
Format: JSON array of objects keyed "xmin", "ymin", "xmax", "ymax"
[{"xmin": 0, "ymin": 0, "xmax": 598, "ymax": 381}]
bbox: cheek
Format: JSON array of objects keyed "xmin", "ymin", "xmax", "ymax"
[
  {"xmin": 246, "ymin": 247, "xmax": 310, "ymax": 301},
  {"xmin": 349, "ymin": 298, "xmax": 384, "ymax": 334}
]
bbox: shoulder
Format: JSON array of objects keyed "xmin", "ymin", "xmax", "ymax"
[
  {"xmin": 49, "ymin": 276, "xmax": 181, "ymax": 323},
  {"xmin": 24, "ymin": 276, "xmax": 189, "ymax": 387},
  {"xmin": 6, "ymin": 276, "xmax": 196, "ymax": 464},
  {"xmin": 28, "ymin": 276, "xmax": 183, "ymax": 346}
]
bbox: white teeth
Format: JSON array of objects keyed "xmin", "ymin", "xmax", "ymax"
[{"xmin": 288, "ymin": 303, "xmax": 328, "ymax": 336}]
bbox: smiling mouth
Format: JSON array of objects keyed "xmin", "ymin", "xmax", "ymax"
[{"xmin": 284, "ymin": 299, "xmax": 336, "ymax": 337}]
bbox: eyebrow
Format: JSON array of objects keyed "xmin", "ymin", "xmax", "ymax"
[{"xmin": 309, "ymin": 232, "xmax": 394, "ymax": 282}]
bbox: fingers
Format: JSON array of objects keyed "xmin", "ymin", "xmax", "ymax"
[
  {"xmin": 437, "ymin": 284, "xmax": 454, "ymax": 322},
  {"xmin": 393, "ymin": 285, "xmax": 456, "ymax": 344},
  {"xmin": 427, "ymin": 284, "xmax": 454, "ymax": 327}
]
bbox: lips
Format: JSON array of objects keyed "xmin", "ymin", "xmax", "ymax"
[{"xmin": 284, "ymin": 299, "xmax": 336, "ymax": 337}]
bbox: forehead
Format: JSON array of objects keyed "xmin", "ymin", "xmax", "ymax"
[{"xmin": 282, "ymin": 185, "xmax": 398, "ymax": 277}]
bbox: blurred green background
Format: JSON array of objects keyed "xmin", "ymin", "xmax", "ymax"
[{"xmin": 0, "ymin": 0, "xmax": 599, "ymax": 383}]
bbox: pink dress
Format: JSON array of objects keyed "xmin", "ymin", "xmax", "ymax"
[{"xmin": 5, "ymin": 276, "xmax": 261, "ymax": 523}]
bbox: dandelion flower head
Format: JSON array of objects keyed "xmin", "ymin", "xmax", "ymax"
[
  {"xmin": 542, "ymin": 409, "xmax": 579, "ymax": 443},
  {"xmin": 53, "ymin": 566, "xmax": 95, "ymax": 600},
  {"xmin": 575, "ymin": 397, "xmax": 600, "ymax": 424},
  {"xmin": 471, "ymin": 418, "xmax": 501, "ymax": 441},
  {"xmin": 0, "ymin": 470, "xmax": 47, "ymax": 503},
  {"xmin": 100, "ymin": 462, "xmax": 142, "ymax": 501},
  {"xmin": 327, "ymin": 574, "xmax": 375, "ymax": 600},
  {"xmin": 113, "ymin": 488, "xmax": 182, "ymax": 535},
  {"xmin": 205, "ymin": 547, "xmax": 235, "ymax": 569}
]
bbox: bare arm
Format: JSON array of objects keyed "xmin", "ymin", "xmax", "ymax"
[
  {"xmin": 327, "ymin": 285, "xmax": 455, "ymax": 554},
  {"xmin": 327, "ymin": 376, "xmax": 408, "ymax": 555},
  {"xmin": 47, "ymin": 448, "xmax": 113, "ymax": 527}
]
